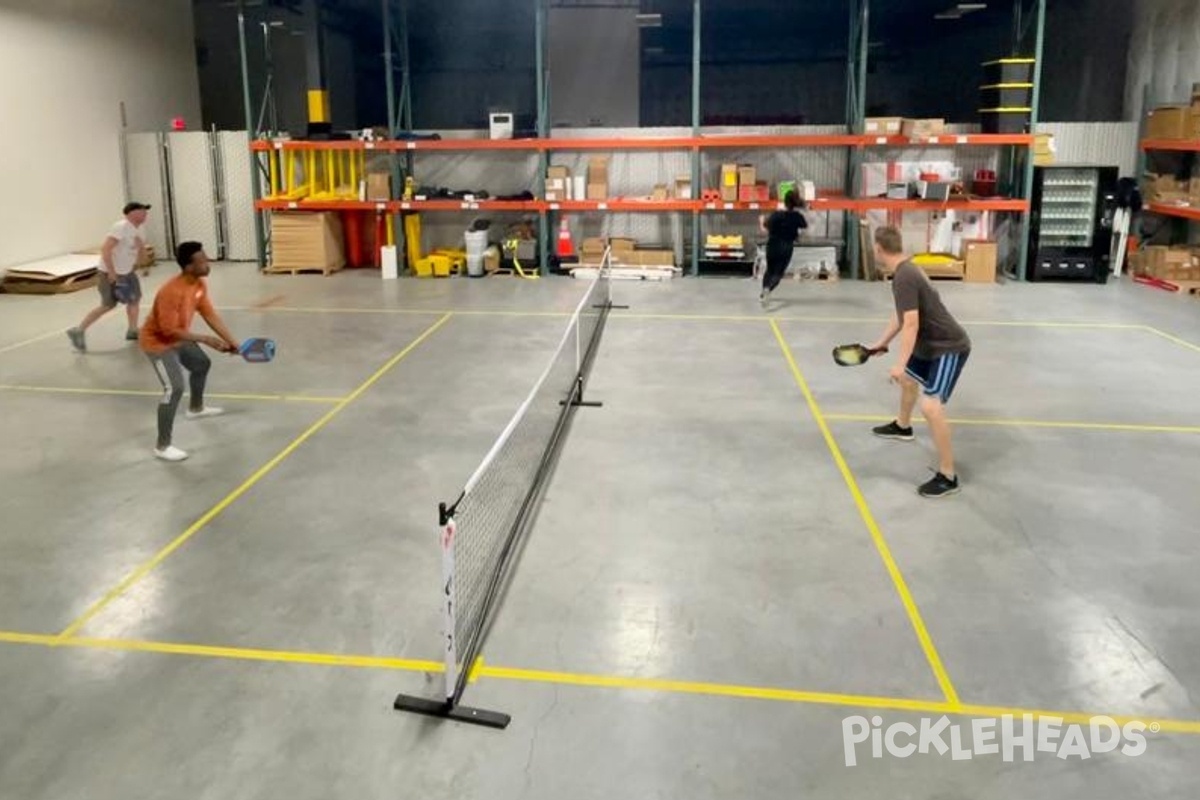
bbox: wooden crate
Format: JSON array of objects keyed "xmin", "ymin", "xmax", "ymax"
[{"xmin": 267, "ymin": 212, "xmax": 345, "ymax": 276}]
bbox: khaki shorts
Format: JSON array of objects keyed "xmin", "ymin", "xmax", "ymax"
[{"xmin": 98, "ymin": 272, "xmax": 142, "ymax": 307}]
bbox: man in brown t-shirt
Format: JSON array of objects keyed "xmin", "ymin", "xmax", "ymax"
[{"xmin": 868, "ymin": 227, "xmax": 971, "ymax": 498}]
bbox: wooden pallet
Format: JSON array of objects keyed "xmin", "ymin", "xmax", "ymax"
[{"xmin": 264, "ymin": 262, "xmax": 344, "ymax": 277}]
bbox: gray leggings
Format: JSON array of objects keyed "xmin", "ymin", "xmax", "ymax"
[{"xmin": 148, "ymin": 342, "xmax": 210, "ymax": 448}]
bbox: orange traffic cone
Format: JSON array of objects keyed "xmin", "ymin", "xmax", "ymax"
[{"xmin": 557, "ymin": 217, "xmax": 575, "ymax": 258}]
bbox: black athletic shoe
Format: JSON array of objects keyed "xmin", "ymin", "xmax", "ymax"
[
  {"xmin": 919, "ymin": 471, "xmax": 960, "ymax": 498},
  {"xmin": 125, "ymin": 330, "xmax": 139, "ymax": 341},
  {"xmin": 872, "ymin": 420, "xmax": 914, "ymax": 441}
]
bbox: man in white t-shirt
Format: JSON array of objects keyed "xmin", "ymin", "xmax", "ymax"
[{"xmin": 67, "ymin": 202, "xmax": 151, "ymax": 352}]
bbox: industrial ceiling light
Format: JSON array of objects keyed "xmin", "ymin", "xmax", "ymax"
[
  {"xmin": 636, "ymin": 13, "xmax": 663, "ymax": 27},
  {"xmin": 957, "ymin": 2, "xmax": 989, "ymax": 10}
]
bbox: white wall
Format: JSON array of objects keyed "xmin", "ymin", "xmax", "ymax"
[
  {"xmin": 0, "ymin": 0, "xmax": 201, "ymax": 269},
  {"xmin": 1125, "ymin": 0, "xmax": 1200, "ymax": 120}
]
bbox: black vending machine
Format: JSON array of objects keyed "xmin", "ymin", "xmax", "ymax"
[{"xmin": 1027, "ymin": 165, "xmax": 1119, "ymax": 282}]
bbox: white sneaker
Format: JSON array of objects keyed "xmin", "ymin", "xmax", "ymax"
[
  {"xmin": 186, "ymin": 406, "xmax": 225, "ymax": 420},
  {"xmin": 154, "ymin": 445, "xmax": 189, "ymax": 462}
]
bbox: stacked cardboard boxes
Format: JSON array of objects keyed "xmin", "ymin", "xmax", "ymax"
[
  {"xmin": 546, "ymin": 165, "xmax": 570, "ymax": 202},
  {"xmin": 1143, "ymin": 173, "xmax": 1192, "ymax": 205},
  {"xmin": 587, "ymin": 157, "xmax": 609, "ymax": 201},
  {"xmin": 1136, "ymin": 246, "xmax": 1200, "ymax": 281}
]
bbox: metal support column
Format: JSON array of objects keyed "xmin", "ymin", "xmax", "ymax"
[
  {"xmin": 302, "ymin": 0, "xmax": 330, "ymax": 132},
  {"xmin": 383, "ymin": 0, "xmax": 403, "ymax": 271},
  {"xmin": 690, "ymin": 0, "xmax": 702, "ymax": 276},
  {"xmin": 844, "ymin": 0, "xmax": 868, "ymax": 279},
  {"xmin": 1014, "ymin": 0, "xmax": 1046, "ymax": 282},
  {"xmin": 537, "ymin": 0, "xmax": 550, "ymax": 275},
  {"xmin": 237, "ymin": 0, "xmax": 267, "ymax": 269}
]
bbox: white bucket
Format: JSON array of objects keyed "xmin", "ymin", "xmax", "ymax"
[{"xmin": 464, "ymin": 230, "xmax": 488, "ymax": 277}]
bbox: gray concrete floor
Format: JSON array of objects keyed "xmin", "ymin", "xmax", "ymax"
[{"xmin": 2, "ymin": 263, "xmax": 1200, "ymax": 798}]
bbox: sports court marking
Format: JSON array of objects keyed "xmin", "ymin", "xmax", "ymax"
[
  {"xmin": 0, "ymin": 384, "xmax": 345, "ymax": 404},
  {"xmin": 769, "ymin": 319, "xmax": 961, "ymax": 708},
  {"xmin": 823, "ymin": 412, "xmax": 1200, "ymax": 435},
  {"xmin": 1, "ymin": 630, "xmax": 1197, "ymax": 735},
  {"xmin": 1144, "ymin": 325, "xmax": 1200, "ymax": 355},
  {"xmin": 56, "ymin": 313, "xmax": 454, "ymax": 639},
  {"xmin": 0, "ymin": 328, "xmax": 67, "ymax": 355}
]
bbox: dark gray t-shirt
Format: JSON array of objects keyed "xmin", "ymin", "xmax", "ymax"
[{"xmin": 892, "ymin": 260, "xmax": 971, "ymax": 358}]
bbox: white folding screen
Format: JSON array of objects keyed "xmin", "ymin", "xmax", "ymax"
[
  {"xmin": 124, "ymin": 133, "xmax": 170, "ymax": 258},
  {"xmin": 217, "ymin": 131, "xmax": 259, "ymax": 261},
  {"xmin": 166, "ymin": 131, "xmax": 220, "ymax": 255}
]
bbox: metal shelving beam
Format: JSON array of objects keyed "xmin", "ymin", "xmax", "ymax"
[
  {"xmin": 237, "ymin": 0, "xmax": 268, "ymax": 269},
  {"xmin": 690, "ymin": 0, "xmax": 702, "ymax": 277},
  {"xmin": 1014, "ymin": 0, "xmax": 1046, "ymax": 283},
  {"xmin": 844, "ymin": 0, "xmax": 868, "ymax": 280},
  {"xmin": 537, "ymin": 0, "xmax": 550, "ymax": 275}
]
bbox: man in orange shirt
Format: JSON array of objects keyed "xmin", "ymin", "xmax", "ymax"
[{"xmin": 140, "ymin": 241, "xmax": 240, "ymax": 462}]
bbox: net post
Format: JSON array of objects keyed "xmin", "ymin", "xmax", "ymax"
[
  {"xmin": 394, "ymin": 502, "xmax": 511, "ymax": 729},
  {"xmin": 439, "ymin": 502, "xmax": 458, "ymax": 703}
]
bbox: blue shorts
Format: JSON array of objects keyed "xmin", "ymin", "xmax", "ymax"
[{"xmin": 906, "ymin": 351, "xmax": 969, "ymax": 404}]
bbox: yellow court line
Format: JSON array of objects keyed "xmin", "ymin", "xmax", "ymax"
[
  {"xmin": 0, "ymin": 328, "xmax": 67, "ymax": 355},
  {"xmin": 0, "ymin": 384, "xmax": 345, "ymax": 404},
  {"xmin": 769, "ymin": 318, "xmax": 960, "ymax": 708},
  {"xmin": 3, "ymin": 631, "xmax": 1198, "ymax": 734},
  {"xmin": 1143, "ymin": 325, "xmax": 1200, "ymax": 355},
  {"xmin": 56, "ymin": 313, "xmax": 453, "ymax": 639},
  {"xmin": 0, "ymin": 631, "xmax": 442, "ymax": 673},
  {"xmin": 823, "ymin": 412, "xmax": 1200, "ymax": 435}
]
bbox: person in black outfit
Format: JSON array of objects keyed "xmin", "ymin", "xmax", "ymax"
[{"xmin": 759, "ymin": 190, "xmax": 808, "ymax": 303}]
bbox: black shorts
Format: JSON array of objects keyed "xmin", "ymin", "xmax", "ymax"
[{"xmin": 905, "ymin": 350, "xmax": 969, "ymax": 404}]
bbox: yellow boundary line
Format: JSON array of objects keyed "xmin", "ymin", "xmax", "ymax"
[
  {"xmin": 57, "ymin": 313, "xmax": 453, "ymax": 639},
  {"xmin": 2, "ymin": 631, "xmax": 1197, "ymax": 734},
  {"xmin": 0, "ymin": 384, "xmax": 345, "ymax": 404},
  {"xmin": 823, "ymin": 412, "xmax": 1200, "ymax": 435},
  {"xmin": 769, "ymin": 318, "xmax": 960, "ymax": 708},
  {"xmin": 1144, "ymin": 325, "xmax": 1200, "ymax": 355}
]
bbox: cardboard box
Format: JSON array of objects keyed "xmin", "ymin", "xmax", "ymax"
[
  {"xmin": 651, "ymin": 184, "xmax": 669, "ymax": 202},
  {"xmin": 962, "ymin": 240, "xmax": 998, "ymax": 284},
  {"xmin": 902, "ymin": 118, "xmax": 946, "ymax": 139},
  {"xmin": 720, "ymin": 163, "xmax": 739, "ymax": 202},
  {"xmin": 865, "ymin": 117, "xmax": 903, "ymax": 135},
  {"xmin": 366, "ymin": 172, "xmax": 391, "ymax": 201},
  {"xmin": 631, "ymin": 249, "xmax": 676, "ymax": 267},
  {"xmin": 1190, "ymin": 102, "xmax": 1200, "ymax": 139},
  {"xmin": 609, "ymin": 237, "xmax": 636, "ymax": 253},
  {"xmin": 738, "ymin": 165, "xmax": 757, "ymax": 190},
  {"xmin": 586, "ymin": 157, "xmax": 609, "ymax": 200},
  {"xmin": 548, "ymin": 165, "xmax": 571, "ymax": 180},
  {"xmin": 1190, "ymin": 177, "xmax": 1200, "ymax": 203},
  {"xmin": 1143, "ymin": 246, "xmax": 1200, "ymax": 279},
  {"xmin": 1147, "ymin": 105, "xmax": 1190, "ymax": 140},
  {"xmin": 675, "ymin": 175, "xmax": 693, "ymax": 200}
]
